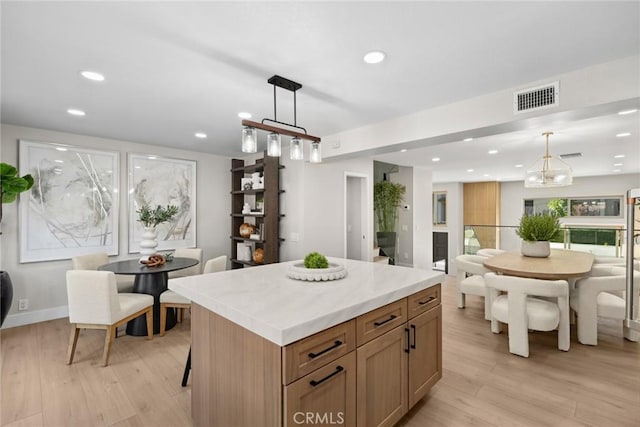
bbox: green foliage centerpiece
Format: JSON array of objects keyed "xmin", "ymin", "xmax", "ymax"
[
  {"xmin": 136, "ymin": 204, "xmax": 179, "ymax": 255},
  {"xmin": 288, "ymin": 251, "xmax": 347, "ymax": 281},
  {"xmin": 304, "ymin": 252, "xmax": 329, "ymax": 269},
  {"xmin": 516, "ymin": 213, "xmax": 560, "ymax": 257}
]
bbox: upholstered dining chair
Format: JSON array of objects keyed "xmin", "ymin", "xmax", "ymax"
[
  {"xmin": 160, "ymin": 255, "xmax": 227, "ymax": 336},
  {"xmin": 66, "ymin": 270, "xmax": 153, "ymax": 366},
  {"xmin": 570, "ymin": 265, "xmax": 640, "ymax": 345},
  {"xmin": 476, "ymin": 248, "xmax": 506, "ymax": 257},
  {"xmin": 455, "ymin": 254, "xmax": 492, "ymax": 320},
  {"xmin": 167, "ymin": 248, "xmax": 203, "ymax": 279},
  {"xmin": 72, "ymin": 252, "xmax": 135, "ymax": 293},
  {"xmin": 485, "ymin": 272, "xmax": 570, "ymax": 358}
]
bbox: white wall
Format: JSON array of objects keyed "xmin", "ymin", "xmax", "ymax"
[
  {"xmin": 1, "ymin": 124, "xmax": 230, "ymax": 328},
  {"xmin": 412, "ymin": 167, "xmax": 433, "ymax": 270},
  {"xmin": 395, "ymin": 166, "xmax": 413, "ymax": 266}
]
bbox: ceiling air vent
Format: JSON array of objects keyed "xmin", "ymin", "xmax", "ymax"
[
  {"xmin": 560, "ymin": 152, "xmax": 582, "ymax": 159},
  {"xmin": 514, "ymin": 81, "xmax": 559, "ymax": 114}
]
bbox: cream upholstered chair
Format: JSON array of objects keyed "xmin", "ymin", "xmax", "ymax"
[
  {"xmin": 570, "ymin": 265, "xmax": 640, "ymax": 345},
  {"xmin": 168, "ymin": 248, "xmax": 203, "ymax": 279},
  {"xmin": 66, "ymin": 270, "xmax": 153, "ymax": 366},
  {"xmin": 160, "ymin": 255, "xmax": 227, "ymax": 336},
  {"xmin": 72, "ymin": 252, "xmax": 135, "ymax": 293},
  {"xmin": 476, "ymin": 248, "xmax": 506, "ymax": 257},
  {"xmin": 485, "ymin": 272, "xmax": 570, "ymax": 358},
  {"xmin": 455, "ymin": 254, "xmax": 492, "ymax": 320},
  {"xmin": 203, "ymin": 255, "xmax": 228, "ymax": 274}
]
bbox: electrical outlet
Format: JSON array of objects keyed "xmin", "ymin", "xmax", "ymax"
[{"xmin": 18, "ymin": 299, "xmax": 29, "ymax": 311}]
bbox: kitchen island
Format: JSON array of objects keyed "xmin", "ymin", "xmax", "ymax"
[{"xmin": 169, "ymin": 258, "xmax": 445, "ymax": 427}]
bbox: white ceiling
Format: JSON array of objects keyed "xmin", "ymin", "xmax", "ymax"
[{"xmin": 1, "ymin": 1, "xmax": 639, "ymax": 183}]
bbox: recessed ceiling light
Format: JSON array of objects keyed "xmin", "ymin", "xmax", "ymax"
[
  {"xmin": 363, "ymin": 50, "xmax": 386, "ymax": 64},
  {"xmin": 147, "ymin": 156, "xmax": 157, "ymax": 160},
  {"xmin": 613, "ymin": 169, "xmax": 622, "ymax": 172},
  {"xmin": 614, "ymin": 154, "xmax": 625, "ymax": 158},
  {"xmin": 463, "ymin": 138, "xmax": 473, "ymax": 142},
  {"xmin": 80, "ymin": 70, "xmax": 105, "ymax": 82},
  {"xmin": 616, "ymin": 132, "xmax": 631, "ymax": 137},
  {"xmin": 195, "ymin": 132, "xmax": 207, "ymax": 139},
  {"xmin": 467, "ymin": 169, "xmax": 474, "ymax": 172},
  {"xmin": 432, "ymin": 157, "xmax": 440, "ymax": 162},
  {"xmin": 613, "ymin": 163, "xmax": 623, "ymax": 166},
  {"xmin": 488, "ymin": 150, "xmax": 498, "ymax": 154},
  {"xmin": 54, "ymin": 159, "xmax": 64, "ymax": 163},
  {"xmin": 483, "ymin": 174, "xmax": 490, "ymax": 177},
  {"xmin": 515, "ymin": 164, "xmax": 524, "ymax": 168},
  {"xmin": 55, "ymin": 147, "xmax": 68, "ymax": 152},
  {"xmin": 238, "ymin": 112, "xmax": 252, "ymax": 119},
  {"xmin": 400, "ymin": 149, "xmax": 407, "ymax": 153},
  {"xmin": 618, "ymin": 109, "xmax": 638, "ymax": 115},
  {"xmin": 67, "ymin": 108, "xmax": 85, "ymax": 116}
]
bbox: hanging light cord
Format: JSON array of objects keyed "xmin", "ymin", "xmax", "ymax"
[{"xmin": 263, "ymin": 81, "xmax": 308, "ymax": 134}]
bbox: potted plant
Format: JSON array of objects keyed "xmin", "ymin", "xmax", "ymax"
[
  {"xmin": 515, "ymin": 213, "xmax": 561, "ymax": 257},
  {"xmin": 136, "ymin": 204, "xmax": 179, "ymax": 255},
  {"xmin": 1, "ymin": 162, "xmax": 35, "ymax": 326},
  {"xmin": 373, "ymin": 181, "xmax": 406, "ymax": 264}
]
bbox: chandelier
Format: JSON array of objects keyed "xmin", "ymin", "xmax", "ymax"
[
  {"xmin": 524, "ymin": 131, "xmax": 573, "ymax": 188},
  {"xmin": 241, "ymin": 75, "xmax": 321, "ymax": 163}
]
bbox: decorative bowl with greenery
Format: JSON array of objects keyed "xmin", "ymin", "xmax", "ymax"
[
  {"xmin": 516, "ymin": 213, "xmax": 560, "ymax": 242},
  {"xmin": 304, "ymin": 252, "xmax": 329, "ymax": 269},
  {"xmin": 288, "ymin": 251, "xmax": 346, "ymax": 281},
  {"xmin": 136, "ymin": 204, "xmax": 179, "ymax": 228}
]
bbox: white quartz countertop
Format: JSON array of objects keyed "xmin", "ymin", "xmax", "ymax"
[{"xmin": 169, "ymin": 258, "xmax": 445, "ymax": 346}]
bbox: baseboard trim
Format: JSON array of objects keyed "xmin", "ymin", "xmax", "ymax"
[{"xmin": 2, "ymin": 305, "xmax": 68, "ymax": 329}]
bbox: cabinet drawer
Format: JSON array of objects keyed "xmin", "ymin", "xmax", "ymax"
[
  {"xmin": 407, "ymin": 284, "xmax": 441, "ymax": 319},
  {"xmin": 356, "ymin": 299, "xmax": 407, "ymax": 346},
  {"xmin": 284, "ymin": 352, "xmax": 356, "ymax": 427},
  {"xmin": 283, "ymin": 320, "xmax": 356, "ymax": 385}
]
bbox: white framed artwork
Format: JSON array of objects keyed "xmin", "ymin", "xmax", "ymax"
[
  {"xmin": 128, "ymin": 154, "xmax": 196, "ymax": 253},
  {"xmin": 18, "ymin": 140, "xmax": 119, "ymax": 263}
]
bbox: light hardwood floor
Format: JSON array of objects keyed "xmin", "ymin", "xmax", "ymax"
[{"xmin": 2, "ymin": 276, "xmax": 639, "ymax": 426}]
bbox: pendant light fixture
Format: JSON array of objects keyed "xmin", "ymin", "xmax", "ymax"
[
  {"xmin": 524, "ymin": 132, "xmax": 573, "ymax": 188},
  {"xmin": 241, "ymin": 75, "xmax": 321, "ymax": 161}
]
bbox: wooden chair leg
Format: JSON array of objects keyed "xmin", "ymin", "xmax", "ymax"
[
  {"xmin": 160, "ymin": 303, "xmax": 167, "ymax": 336},
  {"xmin": 102, "ymin": 326, "xmax": 116, "ymax": 367},
  {"xmin": 66, "ymin": 325, "xmax": 80, "ymax": 365},
  {"xmin": 146, "ymin": 307, "xmax": 154, "ymax": 340}
]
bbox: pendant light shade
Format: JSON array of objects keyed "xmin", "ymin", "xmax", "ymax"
[
  {"xmin": 309, "ymin": 141, "xmax": 322, "ymax": 163},
  {"xmin": 267, "ymin": 132, "xmax": 281, "ymax": 157},
  {"xmin": 524, "ymin": 132, "xmax": 573, "ymax": 188},
  {"xmin": 290, "ymin": 137, "xmax": 304, "ymax": 160},
  {"xmin": 241, "ymin": 126, "xmax": 257, "ymax": 153},
  {"xmin": 240, "ymin": 75, "xmax": 321, "ymax": 161}
]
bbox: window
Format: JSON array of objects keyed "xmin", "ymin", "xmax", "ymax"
[{"xmin": 523, "ymin": 196, "xmax": 622, "ymax": 218}]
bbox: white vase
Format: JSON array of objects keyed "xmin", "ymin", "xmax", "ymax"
[
  {"xmin": 140, "ymin": 226, "xmax": 158, "ymax": 255},
  {"xmin": 521, "ymin": 240, "xmax": 550, "ymax": 258}
]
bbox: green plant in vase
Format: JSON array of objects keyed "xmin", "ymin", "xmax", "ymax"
[
  {"xmin": 516, "ymin": 213, "xmax": 560, "ymax": 258},
  {"xmin": 373, "ymin": 181, "xmax": 406, "ymax": 264},
  {"xmin": 136, "ymin": 204, "xmax": 179, "ymax": 255}
]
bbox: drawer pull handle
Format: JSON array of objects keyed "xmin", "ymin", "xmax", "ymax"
[
  {"xmin": 308, "ymin": 340, "xmax": 342, "ymax": 359},
  {"xmin": 374, "ymin": 314, "xmax": 397, "ymax": 327},
  {"xmin": 410, "ymin": 324, "xmax": 417, "ymax": 349},
  {"xmin": 405, "ymin": 328, "xmax": 410, "ymax": 353},
  {"xmin": 418, "ymin": 296, "xmax": 436, "ymax": 305},
  {"xmin": 310, "ymin": 365, "xmax": 344, "ymax": 387}
]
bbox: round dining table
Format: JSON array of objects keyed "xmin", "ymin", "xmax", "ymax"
[
  {"xmin": 482, "ymin": 249, "xmax": 595, "ymax": 280},
  {"xmin": 98, "ymin": 257, "xmax": 199, "ymax": 336}
]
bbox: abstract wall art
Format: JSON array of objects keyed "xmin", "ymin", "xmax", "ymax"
[
  {"xmin": 19, "ymin": 140, "xmax": 119, "ymax": 263},
  {"xmin": 128, "ymin": 154, "xmax": 196, "ymax": 253}
]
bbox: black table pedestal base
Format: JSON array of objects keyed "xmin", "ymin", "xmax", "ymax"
[{"xmin": 126, "ymin": 272, "xmax": 177, "ymax": 336}]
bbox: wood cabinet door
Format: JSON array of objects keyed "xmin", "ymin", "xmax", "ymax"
[
  {"xmin": 408, "ymin": 304, "xmax": 442, "ymax": 408},
  {"xmin": 356, "ymin": 325, "xmax": 408, "ymax": 427},
  {"xmin": 284, "ymin": 352, "xmax": 356, "ymax": 427}
]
